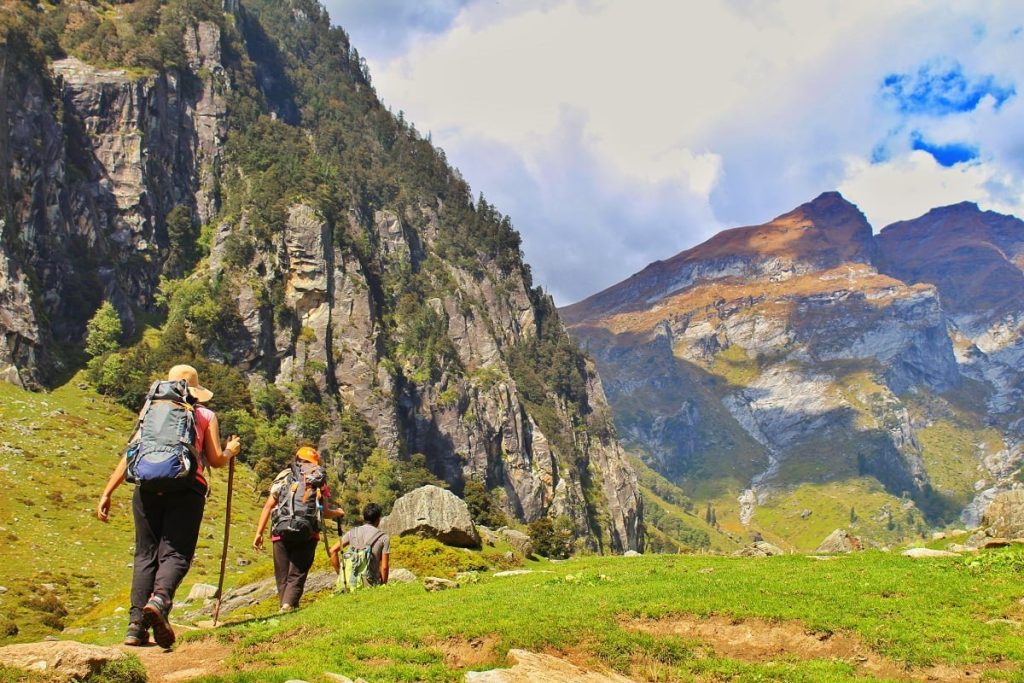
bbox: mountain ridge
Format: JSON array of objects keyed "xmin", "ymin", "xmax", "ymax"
[{"xmin": 565, "ymin": 191, "xmax": 1023, "ymax": 547}]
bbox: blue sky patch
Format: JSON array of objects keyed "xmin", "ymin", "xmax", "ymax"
[
  {"xmin": 911, "ymin": 132, "xmax": 979, "ymax": 167},
  {"xmin": 882, "ymin": 60, "xmax": 1015, "ymax": 115}
]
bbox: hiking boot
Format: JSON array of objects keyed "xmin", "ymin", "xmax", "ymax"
[
  {"xmin": 123, "ymin": 621, "xmax": 149, "ymax": 647},
  {"xmin": 279, "ymin": 603, "xmax": 293, "ymax": 613},
  {"xmin": 142, "ymin": 595, "xmax": 175, "ymax": 649}
]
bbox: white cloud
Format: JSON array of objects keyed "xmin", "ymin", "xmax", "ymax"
[
  {"xmin": 342, "ymin": 0, "xmax": 1024, "ymax": 302},
  {"xmin": 839, "ymin": 152, "xmax": 1024, "ymax": 229}
]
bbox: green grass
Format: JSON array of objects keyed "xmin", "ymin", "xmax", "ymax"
[
  {"xmin": 180, "ymin": 549, "xmax": 1024, "ymax": 682},
  {"xmin": 0, "ymin": 376, "xmax": 271, "ymax": 644},
  {"xmin": 750, "ymin": 479, "xmax": 916, "ymax": 550}
]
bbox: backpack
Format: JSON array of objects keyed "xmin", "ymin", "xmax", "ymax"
[
  {"xmin": 337, "ymin": 529, "xmax": 385, "ymax": 593},
  {"xmin": 271, "ymin": 461, "xmax": 327, "ymax": 542},
  {"xmin": 124, "ymin": 380, "xmax": 202, "ymax": 491}
]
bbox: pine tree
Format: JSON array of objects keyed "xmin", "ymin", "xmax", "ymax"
[{"xmin": 84, "ymin": 302, "xmax": 122, "ymax": 358}]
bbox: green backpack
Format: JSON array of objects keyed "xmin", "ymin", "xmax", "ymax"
[{"xmin": 336, "ymin": 530, "xmax": 385, "ymax": 593}]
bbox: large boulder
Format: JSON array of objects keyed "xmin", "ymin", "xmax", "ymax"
[
  {"xmin": 734, "ymin": 541, "xmax": 785, "ymax": 557},
  {"xmin": 497, "ymin": 527, "xmax": 533, "ymax": 557},
  {"xmin": 0, "ymin": 641, "xmax": 127, "ymax": 681},
  {"xmin": 815, "ymin": 529, "xmax": 861, "ymax": 554},
  {"xmin": 980, "ymin": 489, "xmax": 1024, "ymax": 539},
  {"xmin": 381, "ymin": 485, "xmax": 481, "ymax": 548}
]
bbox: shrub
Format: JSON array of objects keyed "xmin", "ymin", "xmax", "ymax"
[
  {"xmin": 528, "ymin": 516, "xmax": 575, "ymax": 559},
  {"xmin": 84, "ymin": 302, "xmax": 123, "ymax": 359}
]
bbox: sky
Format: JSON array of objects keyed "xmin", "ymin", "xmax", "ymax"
[{"xmin": 321, "ymin": 0, "xmax": 1024, "ymax": 305}]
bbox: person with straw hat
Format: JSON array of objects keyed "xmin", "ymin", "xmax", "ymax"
[
  {"xmin": 97, "ymin": 364, "xmax": 241, "ymax": 649},
  {"xmin": 253, "ymin": 446, "xmax": 345, "ymax": 612}
]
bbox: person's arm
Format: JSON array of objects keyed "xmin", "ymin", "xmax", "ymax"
[
  {"xmin": 324, "ymin": 507, "xmax": 346, "ymax": 520},
  {"xmin": 96, "ymin": 458, "xmax": 128, "ymax": 522},
  {"xmin": 380, "ymin": 552, "xmax": 389, "ymax": 584},
  {"xmin": 203, "ymin": 413, "xmax": 240, "ymax": 468},
  {"xmin": 253, "ymin": 493, "xmax": 278, "ymax": 550}
]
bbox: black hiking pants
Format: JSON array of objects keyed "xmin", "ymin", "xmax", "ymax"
[
  {"xmin": 130, "ymin": 487, "xmax": 206, "ymax": 624},
  {"xmin": 272, "ymin": 537, "xmax": 317, "ymax": 608}
]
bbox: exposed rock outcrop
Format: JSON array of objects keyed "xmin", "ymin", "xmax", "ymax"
[
  {"xmin": 0, "ymin": 641, "xmax": 126, "ymax": 681},
  {"xmin": 0, "ymin": 5, "xmax": 643, "ymax": 552},
  {"xmin": 565, "ymin": 192, "xmax": 1022, "ymax": 549}
]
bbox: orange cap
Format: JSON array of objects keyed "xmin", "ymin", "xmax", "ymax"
[{"xmin": 296, "ymin": 446, "xmax": 320, "ymax": 464}]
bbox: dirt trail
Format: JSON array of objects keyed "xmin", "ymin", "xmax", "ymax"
[
  {"xmin": 121, "ymin": 639, "xmax": 233, "ymax": 683},
  {"xmin": 625, "ymin": 614, "xmax": 1012, "ymax": 682}
]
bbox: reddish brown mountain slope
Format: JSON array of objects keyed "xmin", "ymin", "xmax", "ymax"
[
  {"xmin": 563, "ymin": 191, "xmax": 876, "ymax": 323},
  {"xmin": 877, "ymin": 203, "xmax": 1024, "ymax": 319}
]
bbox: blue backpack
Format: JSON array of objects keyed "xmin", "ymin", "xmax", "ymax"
[{"xmin": 124, "ymin": 380, "xmax": 202, "ymax": 491}]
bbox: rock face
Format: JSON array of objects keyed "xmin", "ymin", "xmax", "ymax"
[
  {"xmin": 565, "ymin": 192, "xmax": 1024, "ymax": 549},
  {"xmin": 1, "ymin": 24, "xmax": 227, "ymax": 385},
  {"xmin": 381, "ymin": 485, "xmax": 481, "ymax": 548},
  {"xmin": 0, "ymin": 3, "xmax": 642, "ymax": 551},
  {"xmin": 0, "ymin": 641, "xmax": 126, "ymax": 681}
]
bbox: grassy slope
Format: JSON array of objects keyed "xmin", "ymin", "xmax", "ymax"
[
  {"xmin": 183, "ymin": 549, "xmax": 1024, "ymax": 683},
  {"xmin": 0, "ymin": 377, "xmax": 271, "ymax": 644},
  {"xmin": 630, "ymin": 456, "xmax": 742, "ymax": 553}
]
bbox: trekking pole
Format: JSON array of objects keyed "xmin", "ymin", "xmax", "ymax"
[{"xmin": 212, "ymin": 457, "xmax": 235, "ymax": 627}]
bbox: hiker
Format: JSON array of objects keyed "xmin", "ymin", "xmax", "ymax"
[
  {"xmin": 252, "ymin": 446, "xmax": 345, "ymax": 612},
  {"xmin": 96, "ymin": 364, "xmax": 241, "ymax": 649},
  {"xmin": 330, "ymin": 502, "xmax": 390, "ymax": 590}
]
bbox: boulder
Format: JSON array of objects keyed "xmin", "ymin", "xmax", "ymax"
[
  {"xmin": 424, "ymin": 577, "xmax": 458, "ymax": 592},
  {"xmin": 0, "ymin": 641, "xmax": 126, "ymax": 681},
  {"xmin": 901, "ymin": 547, "xmax": 960, "ymax": 558},
  {"xmin": 381, "ymin": 485, "xmax": 481, "ymax": 548},
  {"xmin": 980, "ymin": 489, "xmax": 1024, "ymax": 539},
  {"xmin": 186, "ymin": 583, "xmax": 218, "ymax": 602},
  {"xmin": 466, "ymin": 649, "xmax": 637, "ymax": 682},
  {"xmin": 389, "ymin": 568, "xmax": 417, "ymax": 583},
  {"xmin": 623, "ymin": 550, "xmax": 642, "ymax": 557},
  {"xmin": 734, "ymin": 541, "xmax": 785, "ymax": 557},
  {"xmin": 498, "ymin": 527, "xmax": 533, "ymax": 557},
  {"xmin": 815, "ymin": 529, "xmax": 861, "ymax": 554}
]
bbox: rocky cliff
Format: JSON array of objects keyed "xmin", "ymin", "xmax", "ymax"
[
  {"xmin": 0, "ymin": 1, "xmax": 641, "ymax": 551},
  {"xmin": 565, "ymin": 192, "xmax": 1022, "ymax": 548}
]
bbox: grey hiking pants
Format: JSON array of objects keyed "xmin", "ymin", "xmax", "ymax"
[
  {"xmin": 130, "ymin": 487, "xmax": 206, "ymax": 624},
  {"xmin": 272, "ymin": 537, "xmax": 317, "ymax": 608}
]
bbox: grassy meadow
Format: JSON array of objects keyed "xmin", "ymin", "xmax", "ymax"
[
  {"xmin": 0, "ymin": 377, "xmax": 272, "ymax": 643},
  {"xmin": 171, "ymin": 549, "xmax": 1024, "ymax": 682}
]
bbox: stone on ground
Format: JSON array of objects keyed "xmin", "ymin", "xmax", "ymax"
[
  {"xmin": 0, "ymin": 641, "xmax": 126, "ymax": 681},
  {"xmin": 389, "ymin": 568, "xmax": 417, "ymax": 583},
  {"xmin": 186, "ymin": 583, "xmax": 218, "ymax": 602},
  {"xmin": 623, "ymin": 549, "xmax": 642, "ymax": 557},
  {"xmin": 381, "ymin": 485, "xmax": 481, "ymax": 548},
  {"xmin": 497, "ymin": 527, "xmax": 533, "ymax": 557},
  {"xmin": 981, "ymin": 489, "xmax": 1024, "ymax": 539},
  {"xmin": 465, "ymin": 649, "xmax": 637, "ymax": 682},
  {"xmin": 901, "ymin": 547, "xmax": 960, "ymax": 558},
  {"xmin": 815, "ymin": 529, "xmax": 861, "ymax": 554},
  {"xmin": 424, "ymin": 577, "xmax": 459, "ymax": 591},
  {"xmin": 733, "ymin": 541, "xmax": 784, "ymax": 557}
]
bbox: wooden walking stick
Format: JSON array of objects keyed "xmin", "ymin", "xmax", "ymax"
[{"xmin": 212, "ymin": 457, "xmax": 235, "ymax": 627}]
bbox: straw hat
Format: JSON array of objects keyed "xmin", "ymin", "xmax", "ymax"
[{"xmin": 167, "ymin": 364, "xmax": 214, "ymax": 403}]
